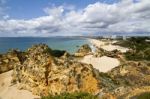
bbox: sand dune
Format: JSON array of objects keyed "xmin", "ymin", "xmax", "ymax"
[
  {"xmin": 81, "ymin": 55, "xmax": 120, "ymax": 72},
  {"xmin": 0, "ymin": 71, "xmax": 40, "ymax": 99}
]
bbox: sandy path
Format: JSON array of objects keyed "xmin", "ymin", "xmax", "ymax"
[
  {"xmin": 102, "ymin": 45, "xmax": 129, "ymax": 53},
  {"xmin": 81, "ymin": 55, "xmax": 120, "ymax": 72},
  {"xmin": 0, "ymin": 71, "xmax": 40, "ymax": 99}
]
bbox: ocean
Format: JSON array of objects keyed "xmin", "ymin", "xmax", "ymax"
[{"xmin": 0, "ymin": 37, "xmax": 90, "ymax": 54}]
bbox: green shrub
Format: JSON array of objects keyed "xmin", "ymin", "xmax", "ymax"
[
  {"xmin": 42, "ymin": 92, "xmax": 98, "ymax": 99},
  {"xmin": 43, "ymin": 46, "xmax": 66, "ymax": 57},
  {"xmin": 50, "ymin": 50, "xmax": 66, "ymax": 57},
  {"xmin": 122, "ymin": 37, "xmax": 150, "ymax": 61}
]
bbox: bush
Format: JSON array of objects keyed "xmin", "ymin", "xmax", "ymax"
[
  {"xmin": 42, "ymin": 92, "xmax": 98, "ymax": 99},
  {"xmin": 51, "ymin": 50, "xmax": 66, "ymax": 57},
  {"xmin": 44, "ymin": 47, "xmax": 66, "ymax": 57},
  {"xmin": 122, "ymin": 37, "xmax": 150, "ymax": 61}
]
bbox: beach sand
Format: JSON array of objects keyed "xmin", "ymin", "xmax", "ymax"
[
  {"xmin": 81, "ymin": 55, "xmax": 120, "ymax": 72},
  {"xmin": 0, "ymin": 71, "xmax": 40, "ymax": 99},
  {"xmin": 81, "ymin": 39, "xmax": 126, "ymax": 72},
  {"xmin": 89, "ymin": 39, "xmax": 129, "ymax": 53}
]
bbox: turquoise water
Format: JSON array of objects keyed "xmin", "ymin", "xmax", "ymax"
[{"xmin": 0, "ymin": 37, "xmax": 89, "ymax": 54}]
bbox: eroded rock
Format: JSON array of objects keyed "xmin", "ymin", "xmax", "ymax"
[
  {"xmin": 0, "ymin": 50, "xmax": 25, "ymax": 73},
  {"xmin": 74, "ymin": 44, "xmax": 92, "ymax": 57},
  {"xmin": 11, "ymin": 44, "xmax": 100, "ymax": 96}
]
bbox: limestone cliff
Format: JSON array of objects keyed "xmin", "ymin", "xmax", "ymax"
[{"xmin": 11, "ymin": 44, "xmax": 100, "ymax": 96}]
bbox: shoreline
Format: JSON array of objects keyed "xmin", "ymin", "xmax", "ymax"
[{"xmin": 88, "ymin": 38, "xmax": 129, "ymax": 53}]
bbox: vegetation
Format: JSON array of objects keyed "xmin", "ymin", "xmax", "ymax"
[
  {"xmin": 118, "ymin": 37, "xmax": 150, "ymax": 61},
  {"xmin": 51, "ymin": 50, "xmax": 66, "ymax": 57},
  {"xmin": 44, "ymin": 47, "xmax": 66, "ymax": 57},
  {"xmin": 132, "ymin": 92, "xmax": 150, "ymax": 99},
  {"xmin": 42, "ymin": 92, "xmax": 98, "ymax": 99}
]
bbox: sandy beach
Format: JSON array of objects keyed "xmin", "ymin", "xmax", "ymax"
[
  {"xmin": 89, "ymin": 39, "xmax": 129, "ymax": 53},
  {"xmin": 81, "ymin": 55, "xmax": 120, "ymax": 72},
  {"xmin": 0, "ymin": 71, "xmax": 40, "ymax": 99},
  {"xmin": 81, "ymin": 38, "xmax": 128, "ymax": 72}
]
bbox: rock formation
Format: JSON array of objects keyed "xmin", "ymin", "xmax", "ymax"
[
  {"xmin": 94, "ymin": 48, "xmax": 122, "ymax": 58},
  {"xmin": 106, "ymin": 61, "xmax": 150, "ymax": 98},
  {"xmin": 94, "ymin": 48, "xmax": 105, "ymax": 57},
  {"xmin": 11, "ymin": 44, "xmax": 100, "ymax": 96},
  {"xmin": 0, "ymin": 50, "xmax": 25, "ymax": 73},
  {"xmin": 109, "ymin": 61, "xmax": 150, "ymax": 87},
  {"xmin": 74, "ymin": 44, "xmax": 92, "ymax": 57}
]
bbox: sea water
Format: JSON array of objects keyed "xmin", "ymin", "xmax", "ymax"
[{"xmin": 0, "ymin": 37, "xmax": 89, "ymax": 54}]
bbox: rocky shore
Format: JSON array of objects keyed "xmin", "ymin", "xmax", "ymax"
[{"xmin": 0, "ymin": 38, "xmax": 150, "ymax": 99}]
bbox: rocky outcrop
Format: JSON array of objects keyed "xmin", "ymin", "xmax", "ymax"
[
  {"xmin": 109, "ymin": 61, "xmax": 150, "ymax": 87},
  {"xmin": 94, "ymin": 48, "xmax": 122, "ymax": 58},
  {"xmin": 0, "ymin": 50, "xmax": 25, "ymax": 73},
  {"xmin": 11, "ymin": 44, "xmax": 100, "ymax": 96},
  {"xmin": 94, "ymin": 48, "xmax": 105, "ymax": 57},
  {"xmin": 104, "ymin": 61, "xmax": 150, "ymax": 98},
  {"xmin": 74, "ymin": 44, "xmax": 92, "ymax": 57}
]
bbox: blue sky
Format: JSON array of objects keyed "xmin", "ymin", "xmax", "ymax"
[{"xmin": 0, "ymin": 0, "xmax": 150, "ymax": 36}]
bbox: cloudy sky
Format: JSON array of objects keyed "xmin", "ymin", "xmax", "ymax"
[{"xmin": 0, "ymin": 0, "xmax": 150, "ymax": 37}]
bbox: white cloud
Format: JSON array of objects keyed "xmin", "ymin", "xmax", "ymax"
[
  {"xmin": 44, "ymin": 6, "xmax": 64, "ymax": 17},
  {"xmin": 0, "ymin": 0, "xmax": 150, "ymax": 36}
]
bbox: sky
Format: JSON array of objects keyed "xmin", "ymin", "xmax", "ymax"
[{"xmin": 0, "ymin": 0, "xmax": 150, "ymax": 36}]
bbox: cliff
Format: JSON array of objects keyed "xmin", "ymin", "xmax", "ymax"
[{"xmin": 11, "ymin": 44, "xmax": 101, "ymax": 96}]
